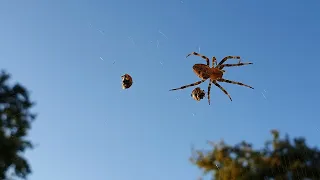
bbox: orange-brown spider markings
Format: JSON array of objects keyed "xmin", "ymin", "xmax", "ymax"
[{"xmin": 169, "ymin": 52, "xmax": 254, "ymax": 105}]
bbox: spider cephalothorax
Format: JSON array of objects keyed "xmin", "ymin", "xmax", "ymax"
[
  {"xmin": 191, "ymin": 87, "xmax": 205, "ymax": 101},
  {"xmin": 170, "ymin": 52, "xmax": 254, "ymax": 105},
  {"xmin": 121, "ymin": 74, "xmax": 133, "ymax": 89}
]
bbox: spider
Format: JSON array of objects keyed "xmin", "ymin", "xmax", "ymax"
[
  {"xmin": 191, "ymin": 87, "xmax": 206, "ymax": 101},
  {"xmin": 169, "ymin": 52, "xmax": 254, "ymax": 105},
  {"xmin": 121, "ymin": 74, "xmax": 133, "ymax": 89}
]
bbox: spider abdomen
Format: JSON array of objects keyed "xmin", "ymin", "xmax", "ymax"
[
  {"xmin": 193, "ymin": 64, "xmax": 211, "ymax": 80},
  {"xmin": 192, "ymin": 64, "xmax": 223, "ymax": 80}
]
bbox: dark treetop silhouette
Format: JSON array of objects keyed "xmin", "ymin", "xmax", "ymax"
[
  {"xmin": 190, "ymin": 130, "xmax": 320, "ymax": 180},
  {"xmin": 0, "ymin": 70, "xmax": 36, "ymax": 180}
]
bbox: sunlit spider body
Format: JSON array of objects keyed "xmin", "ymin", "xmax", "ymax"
[
  {"xmin": 170, "ymin": 52, "xmax": 254, "ymax": 105},
  {"xmin": 191, "ymin": 87, "xmax": 205, "ymax": 101},
  {"xmin": 121, "ymin": 74, "xmax": 133, "ymax": 89},
  {"xmin": 193, "ymin": 64, "xmax": 224, "ymax": 80}
]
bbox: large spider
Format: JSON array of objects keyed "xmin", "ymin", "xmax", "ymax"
[{"xmin": 169, "ymin": 52, "xmax": 254, "ymax": 105}]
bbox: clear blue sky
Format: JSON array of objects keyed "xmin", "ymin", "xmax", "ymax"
[{"xmin": 1, "ymin": 0, "xmax": 320, "ymax": 179}]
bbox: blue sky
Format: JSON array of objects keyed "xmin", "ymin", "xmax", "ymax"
[{"xmin": 1, "ymin": 0, "xmax": 320, "ymax": 179}]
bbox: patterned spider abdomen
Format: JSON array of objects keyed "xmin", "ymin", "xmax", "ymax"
[
  {"xmin": 121, "ymin": 74, "xmax": 133, "ymax": 89},
  {"xmin": 191, "ymin": 87, "xmax": 205, "ymax": 101}
]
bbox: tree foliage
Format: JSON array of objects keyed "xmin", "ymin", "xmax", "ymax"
[
  {"xmin": 0, "ymin": 70, "xmax": 36, "ymax": 180},
  {"xmin": 190, "ymin": 130, "xmax": 320, "ymax": 180}
]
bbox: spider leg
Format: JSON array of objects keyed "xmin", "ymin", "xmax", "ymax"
[
  {"xmin": 217, "ymin": 56, "xmax": 241, "ymax": 67},
  {"xmin": 186, "ymin": 52, "xmax": 209, "ymax": 66},
  {"xmin": 212, "ymin": 81, "xmax": 232, "ymax": 101},
  {"xmin": 217, "ymin": 79, "xmax": 254, "ymax": 89},
  {"xmin": 219, "ymin": 62, "xmax": 253, "ymax": 69},
  {"xmin": 212, "ymin": 56, "xmax": 217, "ymax": 67},
  {"xmin": 208, "ymin": 80, "xmax": 212, "ymax": 105},
  {"xmin": 169, "ymin": 79, "xmax": 206, "ymax": 91}
]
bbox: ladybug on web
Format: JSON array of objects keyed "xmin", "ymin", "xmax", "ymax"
[{"xmin": 121, "ymin": 74, "xmax": 133, "ymax": 89}]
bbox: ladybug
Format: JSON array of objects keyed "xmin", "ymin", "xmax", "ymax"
[{"xmin": 121, "ymin": 74, "xmax": 133, "ymax": 89}]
